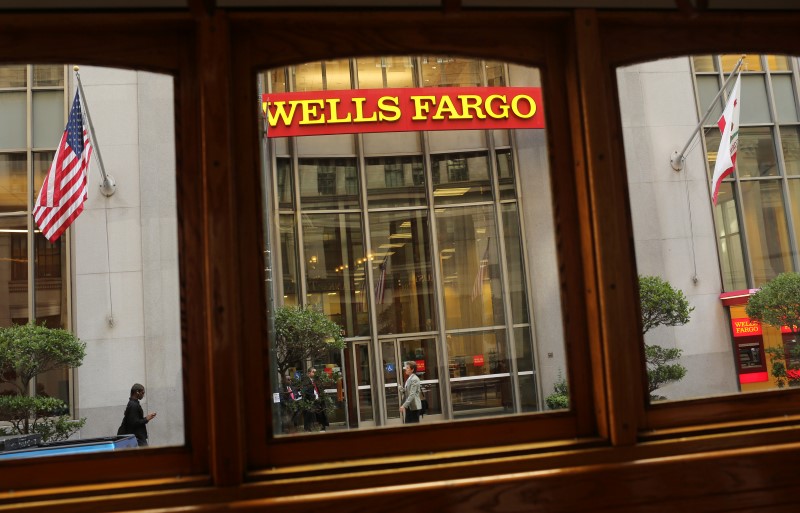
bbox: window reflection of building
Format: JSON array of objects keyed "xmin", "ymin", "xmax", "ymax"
[
  {"xmin": 0, "ymin": 64, "xmax": 70, "ymax": 409},
  {"xmin": 698, "ymin": 54, "xmax": 800, "ymax": 289},
  {"xmin": 265, "ymin": 56, "xmax": 543, "ymax": 427}
]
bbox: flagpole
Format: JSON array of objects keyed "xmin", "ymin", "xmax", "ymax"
[
  {"xmin": 73, "ymin": 66, "xmax": 116, "ymax": 197},
  {"xmin": 670, "ymin": 55, "xmax": 746, "ymax": 171}
]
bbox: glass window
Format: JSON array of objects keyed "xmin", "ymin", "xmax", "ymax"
[
  {"xmin": 430, "ymin": 151, "xmax": 492, "ymax": 204},
  {"xmin": 369, "ymin": 210, "xmax": 435, "ymax": 335},
  {"xmin": 0, "ymin": 65, "xmax": 26, "ymax": 88},
  {"xmin": 714, "ymin": 182, "xmax": 747, "ymax": 291},
  {"xmin": 722, "ymin": 54, "xmax": 762, "ymax": 72},
  {"xmin": 767, "ymin": 55, "xmax": 791, "ymax": 71},
  {"xmin": 502, "ymin": 203, "xmax": 529, "ymax": 324},
  {"xmin": 740, "ymin": 180, "xmax": 793, "ymax": 286},
  {"xmin": 0, "ymin": 153, "xmax": 27, "ymax": 212},
  {"xmin": 33, "ymin": 90, "xmax": 64, "ymax": 149},
  {"xmin": 357, "ymin": 57, "xmax": 415, "ymax": 89},
  {"xmin": 740, "ymin": 75, "xmax": 771, "ymax": 124},
  {"xmin": 772, "ymin": 75, "xmax": 798, "ymax": 123},
  {"xmin": 365, "ymin": 155, "xmax": 426, "ymax": 208},
  {"xmin": 32, "ymin": 65, "xmax": 63, "ymax": 87},
  {"xmin": 692, "ymin": 55, "xmax": 717, "ymax": 73},
  {"xmin": 448, "ymin": 330, "xmax": 513, "ymax": 418},
  {"xmin": 278, "ymin": 215, "xmax": 299, "ymax": 306},
  {"xmin": 294, "ymin": 62, "xmax": 323, "ymax": 92},
  {"xmin": 302, "ymin": 212, "xmax": 368, "ymax": 338},
  {"xmin": 298, "ymin": 158, "xmax": 359, "ymax": 210},
  {"xmin": 420, "ymin": 56, "xmax": 481, "ymax": 87},
  {"xmin": 485, "ymin": 61, "xmax": 505, "ymax": 86},
  {"xmin": 0, "ymin": 92, "xmax": 27, "ymax": 149},
  {"xmin": 496, "ymin": 149, "xmax": 516, "ymax": 201},
  {"xmin": 780, "ymin": 126, "xmax": 800, "ymax": 176},
  {"xmin": 324, "ymin": 59, "xmax": 351, "ymax": 90},
  {"xmin": 697, "ymin": 75, "xmax": 724, "ymax": 123},
  {"xmin": 275, "ymin": 157, "xmax": 293, "ymax": 209},
  {"xmin": 269, "ymin": 68, "xmax": 288, "ymax": 93},
  {"xmin": 736, "ymin": 127, "xmax": 778, "ymax": 178},
  {"xmin": 437, "ymin": 204, "xmax": 504, "ymax": 329}
]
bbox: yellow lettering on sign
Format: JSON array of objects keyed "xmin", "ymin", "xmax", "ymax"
[
  {"xmin": 325, "ymin": 99, "xmax": 352, "ymax": 124},
  {"xmin": 459, "ymin": 95, "xmax": 486, "ymax": 120},
  {"xmin": 485, "ymin": 95, "xmax": 510, "ymax": 119},
  {"xmin": 298, "ymin": 99, "xmax": 326, "ymax": 125},
  {"xmin": 353, "ymin": 98, "xmax": 378, "ymax": 122},
  {"xmin": 432, "ymin": 95, "xmax": 460, "ymax": 120},
  {"xmin": 267, "ymin": 101, "xmax": 301, "ymax": 128},
  {"xmin": 511, "ymin": 95, "xmax": 536, "ymax": 119},
  {"xmin": 377, "ymin": 96, "xmax": 401, "ymax": 121},
  {"xmin": 410, "ymin": 96, "xmax": 436, "ymax": 120}
]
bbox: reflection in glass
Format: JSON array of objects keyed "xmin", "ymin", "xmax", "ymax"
[
  {"xmin": 365, "ymin": 156, "xmax": 425, "ymax": 208},
  {"xmin": 448, "ymin": 330, "xmax": 512, "ymax": 417},
  {"xmin": 324, "ymin": 60, "xmax": 351, "ymax": 91},
  {"xmin": 357, "ymin": 57, "xmax": 415, "ymax": 89},
  {"xmin": 692, "ymin": 55, "xmax": 716, "ymax": 73},
  {"xmin": 772, "ymin": 75, "xmax": 798, "ymax": 123},
  {"xmin": 279, "ymin": 215, "xmax": 299, "ymax": 306},
  {"xmin": 381, "ymin": 341, "xmax": 400, "ymax": 420},
  {"xmin": 294, "ymin": 62, "xmax": 323, "ymax": 92},
  {"xmin": 298, "ymin": 158, "xmax": 359, "ymax": 210},
  {"xmin": 33, "ymin": 151, "xmax": 55, "ymax": 197},
  {"xmin": 430, "ymin": 151, "xmax": 492, "ymax": 204},
  {"xmin": 714, "ymin": 183, "xmax": 748, "ymax": 291},
  {"xmin": 502, "ymin": 204, "xmax": 529, "ymax": 324},
  {"xmin": 420, "ymin": 56, "xmax": 481, "ymax": 87},
  {"xmin": 0, "ymin": 153, "xmax": 27, "ymax": 212},
  {"xmin": 354, "ymin": 343, "xmax": 373, "ymax": 422},
  {"xmin": 737, "ymin": 127, "xmax": 778, "ymax": 178},
  {"xmin": 276, "ymin": 157, "xmax": 293, "ymax": 209},
  {"xmin": 781, "ymin": 126, "xmax": 800, "ymax": 175},
  {"xmin": 0, "ymin": 65, "xmax": 26, "ymax": 88},
  {"xmin": 303, "ymin": 213, "xmax": 368, "ymax": 337},
  {"xmin": 741, "ymin": 181, "xmax": 792, "ymax": 286},
  {"xmin": 496, "ymin": 149, "xmax": 516, "ymax": 201},
  {"xmin": 32, "ymin": 65, "xmax": 63, "ymax": 87},
  {"xmin": 740, "ymin": 75, "xmax": 771, "ymax": 124},
  {"xmin": 722, "ymin": 54, "xmax": 762, "ymax": 72},
  {"xmin": 437, "ymin": 205, "xmax": 504, "ymax": 329},
  {"xmin": 0, "ymin": 218, "xmax": 28, "ymax": 398},
  {"xmin": 369, "ymin": 211, "xmax": 435, "ymax": 335},
  {"xmin": 767, "ymin": 55, "xmax": 790, "ymax": 71}
]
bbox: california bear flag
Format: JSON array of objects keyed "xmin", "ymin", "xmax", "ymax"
[{"xmin": 711, "ymin": 74, "xmax": 741, "ymax": 206}]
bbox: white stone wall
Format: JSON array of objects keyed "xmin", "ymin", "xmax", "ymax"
[
  {"xmin": 71, "ymin": 67, "xmax": 183, "ymax": 445},
  {"xmin": 617, "ymin": 57, "xmax": 738, "ymax": 399}
]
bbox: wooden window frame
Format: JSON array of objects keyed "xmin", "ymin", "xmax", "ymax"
[{"xmin": 2, "ymin": 6, "xmax": 800, "ymax": 512}]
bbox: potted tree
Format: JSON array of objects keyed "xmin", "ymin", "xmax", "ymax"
[{"xmin": 0, "ymin": 323, "xmax": 86, "ymax": 442}]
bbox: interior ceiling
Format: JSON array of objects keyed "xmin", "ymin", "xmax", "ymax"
[{"xmin": 0, "ymin": 0, "xmax": 796, "ymax": 10}]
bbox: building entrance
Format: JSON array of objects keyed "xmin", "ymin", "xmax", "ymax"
[{"xmin": 379, "ymin": 337, "xmax": 442, "ymax": 426}]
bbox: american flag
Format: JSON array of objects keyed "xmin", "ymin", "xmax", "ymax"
[
  {"xmin": 471, "ymin": 239, "xmax": 490, "ymax": 301},
  {"xmin": 33, "ymin": 90, "xmax": 92, "ymax": 242}
]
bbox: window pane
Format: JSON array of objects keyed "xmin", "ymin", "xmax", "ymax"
[
  {"xmin": 298, "ymin": 158, "xmax": 359, "ymax": 210},
  {"xmin": 420, "ymin": 56, "xmax": 481, "ymax": 87},
  {"xmin": 269, "ymin": 68, "xmax": 288, "ymax": 93},
  {"xmin": 767, "ymin": 55, "xmax": 790, "ymax": 71},
  {"xmin": 303, "ymin": 213, "xmax": 367, "ymax": 337},
  {"xmin": 385, "ymin": 57, "xmax": 415, "ymax": 88},
  {"xmin": 365, "ymin": 155, "xmax": 425, "ymax": 208},
  {"xmin": 0, "ymin": 92, "xmax": 26, "ymax": 149},
  {"xmin": 32, "ymin": 65, "xmax": 63, "ymax": 87},
  {"xmin": 772, "ymin": 75, "xmax": 798, "ymax": 123},
  {"xmin": 0, "ymin": 65, "xmax": 26, "ymax": 88},
  {"xmin": 275, "ymin": 157, "xmax": 293, "ymax": 209},
  {"xmin": 356, "ymin": 57, "xmax": 385, "ymax": 89},
  {"xmin": 714, "ymin": 182, "xmax": 748, "ymax": 291},
  {"xmin": 430, "ymin": 151, "xmax": 492, "ymax": 204},
  {"xmin": 692, "ymin": 55, "xmax": 717, "ymax": 73},
  {"xmin": 741, "ymin": 180, "xmax": 794, "ymax": 285},
  {"xmin": 485, "ymin": 61, "xmax": 506, "ymax": 86},
  {"xmin": 33, "ymin": 90, "xmax": 64, "ymax": 149},
  {"xmin": 437, "ymin": 205, "xmax": 504, "ymax": 329},
  {"xmin": 697, "ymin": 75, "xmax": 724, "ymax": 124},
  {"xmin": 324, "ymin": 59, "xmax": 351, "ymax": 91},
  {"xmin": 722, "ymin": 54, "xmax": 762, "ymax": 72},
  {"xmin": 448, "ymin": 330, "xmax": 512, "ymax": 418},
  {"xmin": 496, "ymin": 149, "xmax": 516, "ymax": 201},
  {"xmin": 737, "ymin": 127, "xmax": 778, "ymax": 178},
  {"xmin": 33, "ymin": 150, "xmax": 54, "ymax": 196},
  {"xmin": 278, "ymin": 215, "xmax": 299, "ymax": 306},
  {"xmin": 0, "ymin": 218, "xmax": 29, "ymax": 326},
  {"xmin": 369, "ymin": 210, "xmax": 435, "ymax": 335},
  {"xmin": 0, "ymin": 153, "xmax": 27, "ymax": 212},
  {"xmin": 502, "ymin": 203, "xmax": 529, "ymax": 324},
  {"xmin": 294, "ymin": 62, "xmax": 323, "ymax": 92},
  {"xmin": 787, "ymin": 179, "xmax": 800, "ymax": 273},
  {"xmin": 780, "ymin": 126, "xmax": 800, "ymax": 176},
  {"xmin": 740, "ymin": 74, "xmax": 771, "ymax": 124}
]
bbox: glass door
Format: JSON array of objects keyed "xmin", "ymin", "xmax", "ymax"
[
  {"xmin": 352, "ymin": 342, "xmax": 375, "ymax": 427},
  {"xmin": 380, "ymin": 337, "xmax": 442, "ymax": 425}
]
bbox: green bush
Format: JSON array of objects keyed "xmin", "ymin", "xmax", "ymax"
[
  {"xmin": 545, "ymin": 374, "xmax": 569, "ymax": 410},
  {"xmin": 0, "ymin": 323, "xmax": 86, "ymax": 442}
]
